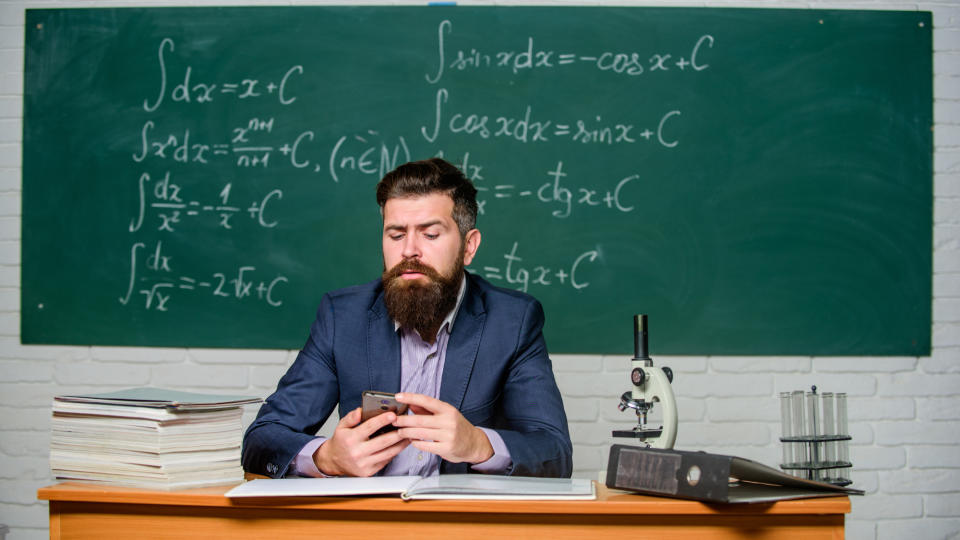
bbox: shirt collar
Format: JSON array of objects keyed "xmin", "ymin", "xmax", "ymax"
[{"xmin": 394, "ymin": 274, "xmax": 467, "ymax": 338}]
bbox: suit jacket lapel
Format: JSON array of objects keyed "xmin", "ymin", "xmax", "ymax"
[
  {"xmin": 368, "ymin": 289, "xmax": 402, "ymax": 393},
  {"xmin": 440, "ymin": 275, "xmax": 486, "ymax": 409}
]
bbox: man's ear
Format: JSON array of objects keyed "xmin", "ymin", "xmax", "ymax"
[{"xmin": 462, "ymin": 229, "xmax": 481, "ymax": 266}]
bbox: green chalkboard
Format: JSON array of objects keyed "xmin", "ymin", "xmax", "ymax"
[{"xmin": 22, "ymin": 7, "xmax": 932, "ymax": 355}]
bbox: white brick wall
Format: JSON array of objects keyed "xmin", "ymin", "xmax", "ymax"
[{"xmin": 1, "ymin": 1, "xmax": 957, "ymax": 539}]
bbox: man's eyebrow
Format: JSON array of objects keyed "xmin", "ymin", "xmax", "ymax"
[{"xmin": 384, "ymin": 220, "xmax": 447, "ymax": 231}]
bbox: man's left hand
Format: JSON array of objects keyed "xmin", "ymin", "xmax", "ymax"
[{"xmin": 392, "ymin": 393, "xmax": 494, "ymax": 464}]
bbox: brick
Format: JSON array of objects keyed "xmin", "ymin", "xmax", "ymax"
[
  {"xmin": 908, "ymin": 445, "xmax": 960, "ymax": 468},
  {"xmin": 877, "ymin": 518, "xmax": 960, "ymax": 540},
  {"xmin": 882, "ymin": 469, "xmax": 960, "ymax": 493},
  {"xmin": 847, "ymin": 397, "xmax": 915, "ymax": 421},
  {"xmin": 843, "ymin": 520, "xmax": 876, "ymax": 540},
  {"xmin": 55, "ymin": 361, "xmax": 150, "ymax": 386},
  {"xmin": 936, "ymin": 198, "xmax": 960, "ymax": 224},
  {"xmin": 931, "ymin": 5, "xmax": 960, "ymax": 29},
  {"xmin": 936, "ymin": 75, "xmax": 960, "ymax": 100},
  {"xmin": 875, "ymin": 421, "xmax": 960, "ymax": 445},
  {"xmin": 850, "ymin": 493, "xmax": 923, "ymax": 520},
  {"xmin": 813, "ymin": 356, "xmax": 917, "ymax": 373},
  {"xmin": 711, "ymin": 356, "xmax": 810, "ymax": 373},
  {"xmin": 0, "ymin": 193, "xmax": 19, "ymax": 217},
  {"xmin": 0, "ymin": 311, "xmax": 17, "ymax": 335},
  {"xmin": 877, "ymin": 373, "xmax": 960, "ymax": 396},
  {"xmin": 571, "ymin": 444, "xmax": 606, "ymax": 473},
  {"xmin": 0, "ymin": 167, "xmax": 20, "ymax": 191},
  {"xmin": 188, "ymin": 348, "xmax": 290, "ymax": 365},
  {"xmin": 0, "ymin": 502, "xmax": 50, "ymax": 530},
  {"xmin": 849, "ymin": 446, "xmax": 906, "ymax": 470},
  {"xmin": 250, "ymin": 365, "xmax": 289, "ymax": 391},
  {"xmin": 0, "ymin": 145, "xmax": 17, "ymax": 170},
  {"xmin": 923, "ymin": 348, "xmax": 960, "ymax": 373},
  {"xmin": 673, "ymin": 422, "xmax": 770, "ymax": 447},
  {"xmin": 604, "ymin": 355, "xmax": 707, "ymax": 374},
  {"xmin": 849, "ymin": 422, "xmax": 875, "ymax": 445},
  {"xmin": 926, "ymin": 494, "xmax": 960, "ymax": 517},
  {"xmin": 0, "ymin": 360, "xmax": 51, "ymax": 382},
  {"xmin": 0, "ymin": 24, "xmax": 23, "ymax": 49},
  {"xmin": 0, "ymin": 454, "xmax": 50, "ymax": 480},
  {"xmin": 90, "ymin": 346, "xmax": 185, "ymax": 363},
  {"xmin": 937, "ymin": 173, "xmax": 960, "ymax": 197},
  {"xmin": 0, "ymin": 265, "xmax": 19, "ymax": 287},
  {"xmin": 935, "ymin": 297, "xmax": 960, "ymax": 321},
  {"xmin": 937, "ymin": 124, "xmax": 960, "ymax": 149},
  {"xmin": 850, "ymin": 470, "xmax": 879, "ymax": 495},
  {"xmin": 0, "ymin": 407, "xmax": 48, "ymax": 431},
  {"xmin": 933, "ymin": 322, "xmax": 960, "ymax": 346},
  {"xmin": 567, "ymin": 419, "xmax": 622, "ymax": 445},
  {"xmin": 551, "ymin": 354, "xmax": 602, "ymax": 373},
  {"xmin": 935, "ymin": 149, "xmax": 960, "ymax": 174},
  {"xmin": 935, "ymin": 29, "xmax": 960, "ymax": 52},
  {"xmin": 934, "ymin": 225, "xmax": 960, "ymax": 251},
  {"xmin": 0, "ymin": 119, "xmax": 20, "ymax": 145},
  {"xmin": 0, "ymin": 382, "xmax": 55, "ymax": 407},
  {"xmin": 151, "ymin": 365, "xmax": 247, "ymax": 389},
  {"xmin": 0, "ymin": 430, "xmax": 48, "ymax": 456},
  {"xmin": 555, "ymin": 370, "xmax": 624, "ymax": 398},
  {"xmin": 705, "ymin": 397, "xmax": 780, "ymax": 422},
  {"xmin": 0, "ymin": 338, "xmax": 87, "ymax": 362},
  {"xmin": 677, "ymin": 373, "xmax": 773, "ymax": 398},
  {"xmin": 562, "ymin": 397, "xmax": 599, "ymax": 422},
  {"xmin": 919, "ymin": 397, "xmax": 960, "ymax": 420}
]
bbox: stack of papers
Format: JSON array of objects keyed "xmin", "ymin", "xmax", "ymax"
[{"xmin": 49, "ymin": 388, "xmax": 261, "ymax": 490}]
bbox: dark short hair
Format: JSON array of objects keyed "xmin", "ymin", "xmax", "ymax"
[{"xmin": 376, "ymin": 157, "xmax": 478, "ymax": 236}]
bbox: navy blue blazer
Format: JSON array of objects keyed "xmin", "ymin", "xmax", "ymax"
[{"xmin": 242, "ymin": 272, "xmax": 573, "ymax": 478}]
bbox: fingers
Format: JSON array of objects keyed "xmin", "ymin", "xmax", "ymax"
[
  {"xmin": 395, "ymin": 392, "xmax": 449, "ymax": 414},
  {"xmin": 356, "ymin": 410, "xmax": 398, "ymax": 439},
  {"xmin": 337, "ymin": 407, "xmax": 362, "ymax": 428}
]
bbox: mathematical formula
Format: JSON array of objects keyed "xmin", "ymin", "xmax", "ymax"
[
  {"xmin": 427, "ymin": 20, "xmax": 715, "ymax": 82},
  {"xmin": 475, "ymin": 242, "xmax": 599, "ymax": 293}
]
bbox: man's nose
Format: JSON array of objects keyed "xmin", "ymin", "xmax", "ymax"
[{"xmin": 401, "ymin": 235, "xmax": 421, "ymax": 259}]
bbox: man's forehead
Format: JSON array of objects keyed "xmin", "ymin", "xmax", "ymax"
[{"xmin": 382, "ymin": 193, "xmax": 456, "ymax": 224}]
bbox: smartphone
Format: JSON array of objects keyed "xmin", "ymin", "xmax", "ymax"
[{"xmin": 361, "ymin": 391, "xmax": 409, "ymax": 434}]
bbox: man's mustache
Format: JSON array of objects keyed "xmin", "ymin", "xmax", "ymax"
[{"xmin": 383, "ymin": 259, "xmax": 443, "ymax": 282}]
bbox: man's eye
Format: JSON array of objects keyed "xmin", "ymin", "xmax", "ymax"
[
  {"xmin": 424, "ymin": 233, "xmax": 439, "ymax": 240},
  {"xmin": 389, "ymin": 234, "xmax": 404, "ymax": 241}
]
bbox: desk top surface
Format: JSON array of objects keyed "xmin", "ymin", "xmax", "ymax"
[{"xmin": 38, "ymin": 481, "xmax": 851, "ymax": 516}]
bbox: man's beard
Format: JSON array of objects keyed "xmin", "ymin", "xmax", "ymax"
[{"xmin": 382, "ymin": 255, "xmax": 464, "ymax": 342}]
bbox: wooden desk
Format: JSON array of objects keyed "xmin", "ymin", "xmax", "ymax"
[{"xmin": 38, "ymin": 481, "xmax": 850, "ymax": 539}]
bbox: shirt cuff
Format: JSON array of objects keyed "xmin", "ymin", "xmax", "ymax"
[
  {"xmin": 288, "ymin": 437, "xmax": 329, "ymax": 477},
  {"xmin": 470, "ymin": 428, "xmax": 513, "ymax": 474}
]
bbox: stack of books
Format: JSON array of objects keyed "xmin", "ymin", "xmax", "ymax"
[{"xmin": 50, "ymin": 388, "xmax": 261, "ymax": 490}]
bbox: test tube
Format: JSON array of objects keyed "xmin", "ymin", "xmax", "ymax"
[
  {"xmin": 821, "ymin": 392, "xmax": 836, "ymax": 480},
  {"xmin": 806, "ymin": 390, "xmax": 821, "ymax": 480},
  {"xmin": 791, "ymin": 390, "xmax": 806, "ymax": 473},
  {"xmin": 779, "ymin": 392, "xmax": 793, "ymax": 467},
  {"xmin": 836, "ymin": 393, "xmax": 849, "ymax": 464}
]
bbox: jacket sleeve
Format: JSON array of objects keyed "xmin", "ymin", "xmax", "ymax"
[
  {"xmin": 241, "ymin": 294, "xmax": 340, "ymax": 478},
  {"xmin": 492, "ymin": 299, "xmax": 573, "ymax": 478}
]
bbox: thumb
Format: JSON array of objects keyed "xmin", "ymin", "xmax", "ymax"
[{"xmin": 338, "ymin": 407, "xmax": 362, "ymax": 429}]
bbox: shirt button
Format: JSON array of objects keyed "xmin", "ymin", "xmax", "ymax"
[{"xmin": 417, "ymin": 454, "xmax": 423, "ymax": 461}]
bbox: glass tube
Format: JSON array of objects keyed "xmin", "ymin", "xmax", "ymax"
[
  {"xmin": 779, "ymin": 392, "xmax": 793, "ymax": 467},
  {"xmin": 836, "ymin": 393, "xmax": 849, "ymax": 464},
  {"xmin": 791, "ymin": 390, "xmax": 806, "ymax": 472},
  {"xmin": 822, "ymin": 392, "xmax": 836, "ymax": 466},
  {"xmin": 806, "ymin": 391, "xmax": 821, "ymax": 480}
]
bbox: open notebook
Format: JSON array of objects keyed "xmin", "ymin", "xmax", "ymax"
[{"xmin": 226, "ymin": 474, "xmax": 596, "ymax": 501}]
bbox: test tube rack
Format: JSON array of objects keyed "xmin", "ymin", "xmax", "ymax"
[{"xmin": 778, "ymin": 386, "xmax": 853, "ymax": 487}]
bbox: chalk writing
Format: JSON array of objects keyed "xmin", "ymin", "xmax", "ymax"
[
  {"xmin": 143, "ymin": 38, "xmax": 302, "ymax": 111},
  {"xmin": 421, "ymin": 88, "xmax": 681, "ymax": 148},
  {"xmin": 119, "ymin": 241, "xmax": 288, "ymax": 311},
  {"xmin": 476, "ymin": 242, "xmax": 599, "ymax": 293},
  {"xmin": 427, "ymin": 19, "xmax": 715, "ymax": 83}
]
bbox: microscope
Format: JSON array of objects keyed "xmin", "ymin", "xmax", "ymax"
[{"xmin": 612, "ymin": 314, "xmax": 678, "ymax": 449}]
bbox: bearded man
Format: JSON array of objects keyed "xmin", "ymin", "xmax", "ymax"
[{"xmin": 242, "ymin": 158, "xmax": 572, "ymax": 478}]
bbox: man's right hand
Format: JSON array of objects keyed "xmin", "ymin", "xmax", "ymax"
[{"xmin": 312, "ymin": 407, "xmax": 410, "ymax": 477}]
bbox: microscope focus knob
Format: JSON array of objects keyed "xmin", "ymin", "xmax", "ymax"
[
  {"xmin": 662, "ymin": 366, "xmax": 674, "ymax": 383},
  {"xmin": 631, "ymin": 367, "xmax": 645, "ymax": 386}
]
